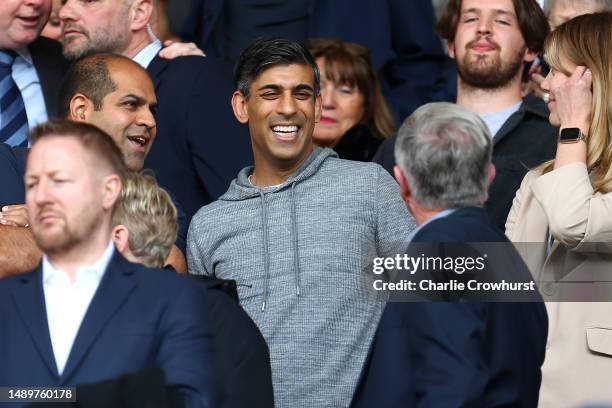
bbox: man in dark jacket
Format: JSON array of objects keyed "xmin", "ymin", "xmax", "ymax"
[
  {"xmin": 374, "ymin": 0, "xmax": 558, "ymax": 231},
  {"xmin": 353, "ymin": 102, "xmax": 547, "ymax": 407}
]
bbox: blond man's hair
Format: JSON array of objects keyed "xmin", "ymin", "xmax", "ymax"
[{"xmin": 112, "ymin": 171, "xmax": 178, "ymax": 267}]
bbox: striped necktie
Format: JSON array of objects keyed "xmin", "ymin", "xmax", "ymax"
[{"xmin": 0, "ymin": 50, "xmax": 28, "ymax": 147}]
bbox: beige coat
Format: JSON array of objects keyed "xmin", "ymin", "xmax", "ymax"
[{"xmin": 506, "ymin": 162, "xmax": 612, "ymax": 408}]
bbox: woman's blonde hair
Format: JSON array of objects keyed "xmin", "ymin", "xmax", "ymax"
[
  {"xmin": 308, "ymin": 38, "xmax": 396, "ymax": 139},
  {"xmin": 112, "ymin": 171, "xmax": 178, "ymax": 268},
  {"xmin": 542, "ymin": 12, "xmax": 612, "ymax": 192}
]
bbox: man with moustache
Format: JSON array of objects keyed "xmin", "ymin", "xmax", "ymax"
[
  {"xmin": 0, "ymin": 120, "xmax": 217, "ymax": 407},
  {"xmin": 374, "ymin": 0, "xmax": 558, "ymax": 230},
  {"xmin": 58, "ymin": 0, "xmax": 252, "ymax": 222},
  {"xmin": 187, "ymin": 37, "xmax": 414, "ymax": 407}
]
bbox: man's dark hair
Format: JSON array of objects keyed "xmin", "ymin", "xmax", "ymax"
[
  {"xmin": 30, "ymin": 119, "xmax": 127, "ymax": 181},
  {"xmin": 59, "ymin": 53, "xmax": 141, "ymax": 117},
  {"xmin": 437, "ymin": 0, "xmax": 549, "ymax": 54},
  {"xmin": 233, "ymin": 37, "xmax": 320, "ymax": 99}
]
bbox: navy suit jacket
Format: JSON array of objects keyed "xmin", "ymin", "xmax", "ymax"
[
  {"xmin": 144, "ymin": 54, "xmax": 252, "ymax": 221},
  {"xmin": 28, "ymin": 37, "xmax": 68, "ymax": 119},
  {"xmin": 0, "ymin": 251, "xmax": 217, "ymax": 407},
  {"xmin": 0, "ymin": 145, "xmax": 26, "ymax": 207},
  {"xmin": 172, "ymin": 0, "xmax": 445, "ymax": 122},
  {"xmin": 352, "ymin": 207, "xmax": 548, "ymax": 408}
]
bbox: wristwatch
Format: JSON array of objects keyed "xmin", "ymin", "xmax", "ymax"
[{"xmin": 559, "ymin": 127, "xmax": 587, "ymax": 144}]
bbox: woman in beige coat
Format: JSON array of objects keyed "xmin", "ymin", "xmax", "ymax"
[{"xmin": 506, "ymin": 12, "xmax": 612, "ymax": 408}]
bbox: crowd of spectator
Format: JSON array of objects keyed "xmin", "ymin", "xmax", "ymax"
[{"xmin": 1, "ymin": 0, "xmax": 612, "ymax": 407}]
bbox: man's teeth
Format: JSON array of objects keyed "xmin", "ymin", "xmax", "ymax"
[
  {"xmin": 272, "ymin": 125, "xmax": 298, "ymax": 133},
  {"xmin": 129, "ymin": 136, "xmax": 146, "ymax": 145}
]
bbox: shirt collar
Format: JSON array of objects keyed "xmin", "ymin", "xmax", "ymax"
[
  {"xmin": 407, "ymin": 208, "xmax": 458, "ymax": 243},
  {"xmin": 13, "ymin": 47, "xmax": 33, "ymax": 65},
  {"xmin": 133, "ymin": 39, "xmax": 162, "ymax": 69},
  {"xmin": 43, "ymin": 241, "xmax": 115, "ymax": 285}
]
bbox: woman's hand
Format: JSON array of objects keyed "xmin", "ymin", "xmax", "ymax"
[
  {"xmin": 551, "ymin": 65, "xmax": 592, "ymax": 135},
  {"xmin": 0, "ymin": 204, "xmax": 30, "ymax": 228},
  {"xmin": 159, "ymin": 40, "xmax": 206, "ymax": 60}
]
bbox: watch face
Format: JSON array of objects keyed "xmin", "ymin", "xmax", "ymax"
[{"xmin": 560, "ymin": 127, "xmax": 582, "ymax": 142}]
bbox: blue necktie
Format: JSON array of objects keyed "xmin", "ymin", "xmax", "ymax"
[{"xmin": 0, "ymin": 50, "xmax": 28, "ymax": 147}]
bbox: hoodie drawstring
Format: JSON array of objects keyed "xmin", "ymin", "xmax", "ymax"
[
  {"xmin": 290, "ymin": 182, "xmax": 301, "ymax": 297},
  {"xmin": 258, "ymin": 191, "xmax": 270, "ymax": 311},
  {"xmin": 258, "ymin": 183, "xmax": 302, "ymax": 312}
]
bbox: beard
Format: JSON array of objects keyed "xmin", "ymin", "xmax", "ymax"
[
  {"xmin": 62, "ymin": 24, "xmax": 130, "ymax": 60},
  {"xmin": 32, "ymin": 209, "xmax": 103, "ymax": 256},
  {"xmin": 457, "ymin": 44, "xmax": 526, "ymax": 89}
]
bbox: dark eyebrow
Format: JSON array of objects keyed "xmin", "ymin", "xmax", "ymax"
[
  {"xmin": 294, "ymin": 84, "xmax": 314, "ymax": 93},
  {"xmin": 256, "ymin": 84, "xmax": 315, "ymax": 93},
  {"xmin": 120, "ymin": 94, "xmax": 147, "ymax": 104},
  {"xmin": 257, "ymin": 84, "xmax": 282, "ymax": 92}
]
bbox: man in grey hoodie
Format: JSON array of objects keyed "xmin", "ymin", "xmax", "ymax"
[{"xmin": 187, "ymin": 37, "xmax": 416, "ymax": 408}]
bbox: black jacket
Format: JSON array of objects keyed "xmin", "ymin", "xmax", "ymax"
[
  {"xmin": 352, "ymin": 207, "xmax": 547, "ymax": 408},
  {"xmin": 144, "ymin": 54, "xmax": 253, "ymax": 222},
  {"xmin": 29, "ymin": 37, "xmax": 68, "ymax": 118},
  {"xmin": 333, "ymin": 124, "xmax": 383, "ymax": 162}
]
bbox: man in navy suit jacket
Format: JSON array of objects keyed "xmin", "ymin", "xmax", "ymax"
[
  {"xmin": 59, "ymin": 0, "xmax": 253, "ymax": 222},
  {"xmin": 352, "ymin": 103, "xmax": 547, "ymax": 407},
  {"xmin": 0, "ymin": 121, "xmax": 217, "ymax": 407}
]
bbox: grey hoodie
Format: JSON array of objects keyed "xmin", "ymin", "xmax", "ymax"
[{"xmin": 187, "ymin": 148, "xmax": 415, "ymax": 407}]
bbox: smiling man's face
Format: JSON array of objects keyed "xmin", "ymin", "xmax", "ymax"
[
  {"xmin": 83, "ymin": 60, "xmax": 157, "ymax": 171},
  {"xmin": 449, "ymin": 0, "xmax": 536, "ymax": 89},
  {"xmin": 0, "ymin": 0, "xmax": 52, "ymax": 49},
  {"xmin": 233, "ymin": 63, "xmax": 322, "ymax": 171}
]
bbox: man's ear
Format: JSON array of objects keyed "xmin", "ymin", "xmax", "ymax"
[
  {"xmin": 394, "ymin": 165, "xmax": 412, "ymax": 203},
  {"xmin": 231, "ymin": 91, "xmax": 249, "ymax": 124},
  {"xmin": 447, "ymin": 40, "xmax": 456, "ymax": 59},
  {"xmin": 102, "ymin": 175, "xmax": 122, "ymax": 211},
  {"xmin": 111, "ymin": 224, "xmax": 130, "ymax": 254},
  {"xmin": 487, "ymin": 163, "xmax": 496, "ymax": 188},
  {"xmin": 129, "ymin": 0, "xmax": 154, "ymax": 32},
  {"xmin": 69, "ymin": 94, "xmax": 94, "ymax": 122}
]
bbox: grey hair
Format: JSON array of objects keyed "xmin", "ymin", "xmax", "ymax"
[
  {"xmin": 543, "ymin": 0, "xmax": 612, "ymax": 17},
  {"xmin": 394, "ymin": 102, "xmax": 493, "ymax": 209}
]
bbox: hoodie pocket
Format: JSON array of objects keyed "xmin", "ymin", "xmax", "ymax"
[{"xmin": 586, "ymin": 327, "xmax": 612, "ymax": 356}]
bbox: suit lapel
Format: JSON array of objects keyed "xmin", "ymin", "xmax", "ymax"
[
  {"xmin": 28, "ymin": 38, "xmax": 65, "ymax": 118},
  {"xmin": 12, "ymin": 266, "xmax": 59, "ymax": 379},
  {"xmin": 60, "ymin": 252, "xmax": 137, "ymax": 382},
  {"xmin": 146, "ymin": 54, "xmax": 169, "ymax": 91}
]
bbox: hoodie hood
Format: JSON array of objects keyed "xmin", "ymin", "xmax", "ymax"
[{"xmin": 219, "ymin": 147, "xmax": 338, "ymax": 201}]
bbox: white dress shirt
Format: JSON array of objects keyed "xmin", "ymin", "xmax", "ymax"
[
  {"xmin": 133, "ymin": 39, "xmax": 163, "ymax": 70},
  {"xmin": 10, "ymin": 48, "xmax": 48, "ymax": 144},
  {"xmin": 43, "ymin": 242, "xmax": 115, "ymax": 375}
]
